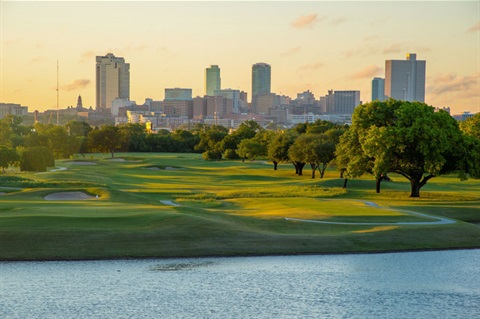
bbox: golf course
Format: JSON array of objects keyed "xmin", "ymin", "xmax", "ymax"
[{"xmin": 0, "ymin": 152, "xmax": 479, "ymax": 261}]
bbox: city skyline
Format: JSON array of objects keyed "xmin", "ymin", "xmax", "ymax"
[{"xmin": 1, "ymin": 1, "xmax": 479, "ymax": 115}]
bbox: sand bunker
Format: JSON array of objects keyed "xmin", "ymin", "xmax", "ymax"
[
  {"xmin": 165, "ymin": 167, "xmax": 181, "ymax": 170},
  {"xmin": 146, "ymin": 167, "xmax": 161, "ymax": 170},
  {"xmin": 68, "ymin": 161, "xmax": 97, "ymax": 165},
  {"xmin": 44, "ymin": 191, "xmax": 97, "ymax": 201},
  {"xmin": 108, "ymin": 158, "xmax": 126, "ymax": 162}
]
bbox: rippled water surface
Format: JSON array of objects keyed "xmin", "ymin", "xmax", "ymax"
[{"xmin": 1, "ymin": 250, "xmax": 479, "ymax": 318}]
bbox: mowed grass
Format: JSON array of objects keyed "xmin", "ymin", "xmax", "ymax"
[{"xmin": 0, "ymin": 152, "xmax": 479, "ymax": 260}]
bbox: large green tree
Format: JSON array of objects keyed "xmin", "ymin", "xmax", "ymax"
[
  {"xmin": 338, "ymin": 99, "xmax": 469, "ymax": 197},
  {"xmin": 0, "ymin": 146, "xmax": 18, "ymax": 173},
  {"xmin": 460, "ymin": 113, "xmax": 480, "ymax": 139},
  {"xmin": 88, "ymin": 125, "xmax": 121, "ymax": 158},
  {"xmin": 267, "ymin": 131, "xmax": 298, "ymax": 170}
]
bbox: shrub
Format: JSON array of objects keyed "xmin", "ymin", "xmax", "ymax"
[{"xmin": 20, "ymin": 146, "xmax": 55, "ymax": 172}]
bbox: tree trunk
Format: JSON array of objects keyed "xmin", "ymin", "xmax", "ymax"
[
  {"xmin": 319, "ymin": 163, "xmax": 327, "ymax": 178},
  {"xmin": 310, "ymin": 163, "xmax": 316, "ymax": 179},
  {"xmin": 410, "ymin": 178, "xmax": 421, "ymax": 197},
  {"xmin": 375, "ymin": 175, "xmax": 385, "ymax": 194},
  {"xmin": 296, "ymin": 162, "xmax": 305, "ymax": 176},
  {"xmin": 293, "ymin": 163, "xmax": 299, "ymax": 175},
  {"xmin": 343, "ymin": 178, "xmax": 348, "ymax": 189},
  {"xmin": 242, "ymin": 157, "xmax": 245, "ymax": 163},
  {"xmin": 273, "ymin": 161, "xmax": 278, "ymax": 170}
]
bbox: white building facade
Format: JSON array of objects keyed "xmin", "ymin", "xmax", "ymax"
[{"xmin": 385, "ymin": 53, "xmax": 426, "ymax": 102}]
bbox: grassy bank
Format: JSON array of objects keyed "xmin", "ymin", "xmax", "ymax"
[{"xmin": 0, "ymin": 153, "xmax": 479, "ymax": 261}]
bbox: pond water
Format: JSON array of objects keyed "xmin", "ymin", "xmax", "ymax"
[{"xmin": 1, "ymin": 250, "xmax": 479, "ymax": 318}]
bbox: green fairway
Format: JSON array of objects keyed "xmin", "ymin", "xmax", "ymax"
[{"xmin": 0, "ymin": 153, "xmax": 479, "ymax": 260}]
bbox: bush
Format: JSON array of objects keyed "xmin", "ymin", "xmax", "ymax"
[
  {"xmin": 223, "ymin": 149, "xmax": 239, "ymax": 160},
  {"xmin": 202, "ymin": 150, "xmax": 222, "ymax": 161},
  {"xmin": 20, "ymin": 146, "xmax": 55, "ymax": 172}
]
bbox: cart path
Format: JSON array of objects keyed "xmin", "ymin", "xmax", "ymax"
[{"xmin": 285, "ymin": 200, "xmax": 456, "ymax": 226}]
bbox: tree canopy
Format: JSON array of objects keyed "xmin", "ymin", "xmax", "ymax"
[{"xmin": 337, "ymin": 99, "xmax": 474, "ymax": 197}]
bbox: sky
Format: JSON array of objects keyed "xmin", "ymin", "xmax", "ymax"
[{"xmin": 1, "ymin": 0, "xmax": 479, "ymax": 115}]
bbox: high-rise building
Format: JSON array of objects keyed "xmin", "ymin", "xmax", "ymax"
[
  {"xmin": 205, "ymin": 65, "xmax": 221, "ymax": 96},
  {"xmin": 96, "ymin": 53, "xmax": 130, "ymax": 112},
  {"xmin": 333, "ymin": 91, "xmax": 361, "ymax": 115},
  {"xmin": 252, "ymin": 63, "xmax": 271, "ymax": 97},
  {"xmin": 319, "ymin": 90, "xmax": 360, "ymax": 115},
  {"xmin": 164, "ymin": 88, "xmax": 193, "ymax": 118},
  {"xmin": 165, "ymin": 88, "xmax": 193, "ymax": 101},
  {"xmin": 371, "ymin": 77, "xmax": 385, "ymax": 101},
  {"xmin": 252, "ymin": 63, "xmax": 271, "ymax": 114},
  {"xmin": 385, "ymin": 53, "xmax": 426, "ymax": 102},
  {"xmin": 214, "ymin": 89, "xmax": 241, "ymax": 114}
]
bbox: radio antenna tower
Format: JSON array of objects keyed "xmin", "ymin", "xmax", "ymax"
[{"xmin": 56, "ymin": 60, "xmax": 59, "ymax": 125}]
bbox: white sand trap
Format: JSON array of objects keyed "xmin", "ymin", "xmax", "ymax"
[
  {"xmin": 68, "ymin": 161, "xmax": 97, "ymax": 165},
  {"xmin": 108, "ymin": 158, "xmax": 126, "ymax": 162},
  {"xmin": 146, "ymin": 167, "xmax": 161, "ymax": 170},
  {"xmin": 160, "ymin": 200, "xmax": 180, "ymax": 207},
  {"xmin": 165, "ymin": 166, "xmax": 181, "ymax": 170},
  {"xmin": 44, "ymin": 191, "xmax": 96, "ymax": 201}
]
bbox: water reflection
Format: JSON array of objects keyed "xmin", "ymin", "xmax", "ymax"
[
  {"xmin": 1, "ymin": 250, "xmax": 479, "ymax": 318},
  {"xmin": 149, "ymin": 261, "xmax": 214, "ymax": 272}
]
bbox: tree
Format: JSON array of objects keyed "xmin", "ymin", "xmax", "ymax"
[
  {"xmin": 65, "ymin": 120, "xmax": 92, "ymax": 137},
  {"xmin": 237, "ymin": 138, "xmax": 264, "ymax": 162},
  {"xmin": 118, "ymin": 123, "xmax": 147, "ymax": 152},
  {"xmin": 0, "ymin": 146, "xmax": 18, "ymax": 173},
  {"xmin": 460, "ymin": 113, "xmax": 480, "ymax": 139},
  {"xmin": 20, "ymin": 146, "xmax": 54, "ymax": 172},
  {"xmin": 267, "ymin": 131, "xmax": 298, "ymax": 170},
  {"xmin": 338, "ymin": 99, "xmax": 468, "ymax": 197},
  {"xmin": 88, "ymin": 125, "xmax": 121, "ymax": 158},
  {"xmin": 287, "ymin": 137, "xmax": 307, "ymax": 176},
  {"xmin": 194, "ymin": 125, "xmax": 228, "ymax": 161}
]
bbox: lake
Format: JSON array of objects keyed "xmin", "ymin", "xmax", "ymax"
[{"xmin": 1, "ymin": 250, "xmax": 479, "ymax": 318}]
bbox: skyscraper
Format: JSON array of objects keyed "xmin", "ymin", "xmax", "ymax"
[
  {"xmin": 371, "ymin": 77, "xmax": 385, "ymax": 101},
  {"xmin": 96, "ymin": 53, "xmax": 130, "ymax": 112},
  {"xmin": 385, "ymin": 53, "xmax": 426, "ymax": 102},
  {"xmin": 252, "ymin": 63, "xmax": 271, "ymax": 113},
  {"xmin": 205, "ymin": 65, "xmax": 221, "ymax": 96},
  {"xmin": 252, "ymin": 63, "xmax": 271, "ymax": 97}
]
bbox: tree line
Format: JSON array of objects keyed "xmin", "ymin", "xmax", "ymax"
[{"xmin": 1, "ymin": 99, "xmax": 479, "ymax": 197}]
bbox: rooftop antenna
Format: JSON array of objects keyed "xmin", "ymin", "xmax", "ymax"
[{"xmin": 56, "ymin": 60, "xmax": 59, "ymax": 125}]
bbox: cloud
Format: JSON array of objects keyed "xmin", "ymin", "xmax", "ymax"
[
  {"xmin": 297, "ymin": 62, "xmax": 324, "ymax": 72},
  {"xmin": 429, "ymin": 72, "xmax": 479, "ymax": 95},
  {"xmin": 382, "ymin": 43, "xmax": 404, "ymax": 54},
  {"xmin": 281, "ymin": 46, "xmax": 301, "ymax": 57},
  {"xmin": 467, "ymin": 21, "xmax": 480, "ymax": 33},
  {"xmin": 80, "ymin": 51, "xmax": 96, "ymax": 64},
  {"xmin": 291, "ymin": 14, "xmax": 319, "ymax": 29},
  {"xmin": 350, "ymin": 65, "xmax": 383, "ymax": 79},
  {"xmin": 60, "ymin": 79, "xmax": 91, "ymax": 91}
]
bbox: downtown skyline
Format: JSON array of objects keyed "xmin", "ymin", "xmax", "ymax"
[{"xmin": 1, "ymin": 1, "xmax": 479, "ymax": 115}]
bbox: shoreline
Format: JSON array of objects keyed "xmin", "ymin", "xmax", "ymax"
[{"xmin": 1, "ymin": 246, "xmax": 479, "ymax": 263}]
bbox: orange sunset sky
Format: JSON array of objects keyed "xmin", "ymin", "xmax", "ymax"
[{"xmin": 1, "ymin": 0, "xmax": 479, "ymax": 115}]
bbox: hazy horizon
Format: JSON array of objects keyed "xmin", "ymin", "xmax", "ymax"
[{"xmin": 1, "ymin": 1, "xmax": 479, "ymax": 114}]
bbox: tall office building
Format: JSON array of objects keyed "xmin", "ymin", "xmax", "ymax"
[
  {"xmin": 96, "ymin": 53, "xmax": 130, "ymax": 112},
  {"xmin": 205, "ymin": 65, "xmax": 221, "ymax": 96},
  {"xmin": 252, "ymin": 63, "xmax": 271, "ymax": 114},
  {"xmin": 385, "ymin": 53, "xmax": 426, "ymax": 102},
  {"xmin": 252, "ymin": 63, "xmax": 271, "ymax": 97},
  {"xmin": 333, "ymin": 91, "xmax": 361, "ymax": 115},
  {"xmin": 371, "ymin": 77, "xmax": 385, "ymax": 101}
]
